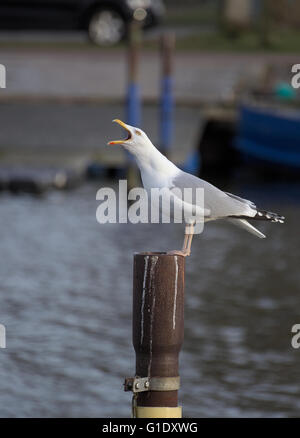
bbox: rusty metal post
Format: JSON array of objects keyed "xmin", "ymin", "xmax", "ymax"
[{"xmin": 126, "ymin": 252, "xmax": 185, "ymax": 418}]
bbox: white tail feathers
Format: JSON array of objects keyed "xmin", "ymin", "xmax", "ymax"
[{"xmin": 228, "ymin": 218, "xmax": 266, "ymax": 239}]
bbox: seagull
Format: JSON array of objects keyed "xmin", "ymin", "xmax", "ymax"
[{"xmin": 108, "ymin": 119, "xmax": 285, "ymax": 256}]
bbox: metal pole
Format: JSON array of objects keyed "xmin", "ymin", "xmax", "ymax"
[
  {"xmin": 125, "ymin": 252, "xmax": 185, "ymax": 418},
  {"xmin": 127, "ymin": 19, "xmax": 142, "ymax": 127},
  {"xmin": 126, "ymin": 20, "xmax": 142, "ymax": 190},
  {"xmin": 160, "ymin": 33, "xmax": 175, "ymax": 158}
]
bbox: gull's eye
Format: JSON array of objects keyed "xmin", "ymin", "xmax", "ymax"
[{"xmin": 135, "ymin": 130, "xmax": 142, "ymax": 136}]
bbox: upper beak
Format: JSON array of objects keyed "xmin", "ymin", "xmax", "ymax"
[{"xmin": 108, "ymin": 119, "xmax": 132, "ymax": 145}]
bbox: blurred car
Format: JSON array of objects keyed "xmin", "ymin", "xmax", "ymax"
[{"xmin": 0, "ymin": 0, "xmax": 165, "ymax": 46}]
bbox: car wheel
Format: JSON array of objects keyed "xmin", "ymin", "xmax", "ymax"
[{"xmin": 88, "ymin": 8, "xmax": 126, "ymax": 46}]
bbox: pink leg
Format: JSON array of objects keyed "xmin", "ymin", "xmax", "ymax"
[{"xmin": 168, "ymin": 224, "xmax": 195, "ymax": 257}]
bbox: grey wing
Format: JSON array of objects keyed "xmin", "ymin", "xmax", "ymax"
[
  {"xmin": 224, "ymin": 192, "xmax": 257, "ymax": 210},
  {"xmin": 169, "ymin": 171, "xmax": 210, "ymax": 217},
  {"xmin": 171, "ymin": 171, "xmax": 257, "ymax": 219}
]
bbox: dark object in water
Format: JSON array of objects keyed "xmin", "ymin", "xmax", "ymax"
[
  {"xmin": 197, "ymin": 118, "xmax": 240, "ymax": 182},
  {"xmin": 0, "ymin": 167, "xmax": 82, "ymax": 195},
  {"xmin": 235, "ymin": 104, "xmax": 300, "ymax": 170}
]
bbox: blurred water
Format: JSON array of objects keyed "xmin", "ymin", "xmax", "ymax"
[{"xmin": 0, "ymin": 180, "xmax": 300, "ymax": 418}]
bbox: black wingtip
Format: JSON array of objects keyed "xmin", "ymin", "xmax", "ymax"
[
  {"xmin": 228, "ymin": 211, "xmax": 285, "ymax": 223},
  {"xmin": 256, "ymin": 210, "xmax": 285, "ymax": 223}
]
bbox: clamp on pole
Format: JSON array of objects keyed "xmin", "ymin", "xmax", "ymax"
[
  {"xmin": 125, "ymin": 376, "xmax": 181, "ymax": 419},
  {"xmin": 124, "ymin": 376, "xmax": 180, "ymax": 393}
]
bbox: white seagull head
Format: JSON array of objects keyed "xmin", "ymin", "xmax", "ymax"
[{"xmin": 108, "ymin": 119, "xmax": 153, "ymax": 155}]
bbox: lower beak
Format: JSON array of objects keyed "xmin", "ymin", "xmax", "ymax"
[{"xmin": 108, "ymin": 119, "xmax": 132, "ymax": 145}]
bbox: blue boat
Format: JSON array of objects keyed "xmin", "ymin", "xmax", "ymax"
[{"xmin": 235, "ymin": 104, "xmax": 300, "ymax": 169}]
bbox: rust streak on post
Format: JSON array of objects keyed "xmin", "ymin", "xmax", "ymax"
[{"xmin": 133, "ymin": 252, "xmax": 185, "ymax": 408}]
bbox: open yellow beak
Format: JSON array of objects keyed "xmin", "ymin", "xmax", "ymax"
[{"xmin": 108, "ymin": 119, "xmax": 132, "ymax": 145}]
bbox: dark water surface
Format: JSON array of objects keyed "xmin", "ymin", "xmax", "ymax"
[{"xmin": 0, "ymin": 181, "xmax": 300, "ymax": 417}]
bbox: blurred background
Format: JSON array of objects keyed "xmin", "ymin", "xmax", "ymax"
[{"xmin": 0, "ymin": 0, "xmax": 300, "ymax": 418}]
